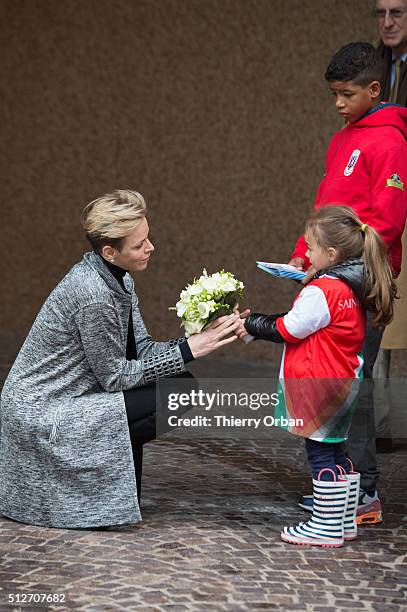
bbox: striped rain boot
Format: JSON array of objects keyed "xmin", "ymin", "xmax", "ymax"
[
  {"xmin": 299, "ymin": 481, "xmax": 382, "ymax": 525},
  {"xmin": 281, "ymin": 468, "xmax": 350, "ymax": 548},
  {"xmin": 337, "ymin": 462, "xmax": 360, "ymax": 541}
]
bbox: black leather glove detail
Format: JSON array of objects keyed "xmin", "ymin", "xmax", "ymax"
[{"xmin": 244, "ymin": 313, "xmax": 287, "ymax": 343}]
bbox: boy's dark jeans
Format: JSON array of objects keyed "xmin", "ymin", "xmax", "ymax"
[{"xmin": 346, "ymin": 315, "xmax": 384, "ymax": 494}]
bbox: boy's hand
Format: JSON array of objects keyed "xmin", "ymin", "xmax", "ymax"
[
  {"xmin": 288, "ymin": 257, "xmax": 304, "ymax": 270},
  {"xmin": 302, "ymin": 265, "xmax": 317, "ymax": 284}
]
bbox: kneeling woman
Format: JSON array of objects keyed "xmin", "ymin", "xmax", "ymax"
[{"xmin": 0, "ymin": 190, "xmax": 240, "ymax": 529}]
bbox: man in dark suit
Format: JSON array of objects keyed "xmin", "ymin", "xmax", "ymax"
[
  {"xmin": 373, "ymin": 0, "xmax": 407, "ymax": 471},
  {"xmin": 376, "ymin": 0, "xmax": 407, "ymax": 103}
]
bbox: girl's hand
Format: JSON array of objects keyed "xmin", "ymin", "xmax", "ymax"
[
  {"xmin": 232, "ymin": 308, "xmax": 252, "ymax": 343},
  {"xmin": 187, "ymin": 314, "xmax": 241, "ymax": 358},
  {"xmin": 235, "ymin": 318, "xmax": 250, "ymax": 342},
  {"xmin": 215, "ymin": 306, "xmax": 251, "ymax": 340},
  {"xmin": 236, "ymin": 308, "xmax": 251, "ymax": 319}
]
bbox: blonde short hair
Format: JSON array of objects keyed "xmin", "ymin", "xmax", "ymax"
[{"xmin": 81, "ymin": 189, "xmax": 147, "ymax": 252}]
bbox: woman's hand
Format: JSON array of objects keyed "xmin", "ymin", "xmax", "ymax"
[{"xmin": 187, "ymin": 314, "xmax": 242, "ymax": 359}]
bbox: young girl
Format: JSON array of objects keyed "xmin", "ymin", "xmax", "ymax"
[{"xmin": 237, "ymin": 205, "xmax": 397, "ymax": 547}]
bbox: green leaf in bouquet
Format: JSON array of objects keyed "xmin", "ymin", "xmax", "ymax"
[
  {"xmin": 223, "ymin": 291, "xmax": 239, "ymax": 308},
  {"xmin": 202, "ymin": 292, "xmax": 240, "ymax": 328},
  {"xmin": 204, "ymin": 305, "xmax": 231, "ymax": 327}
]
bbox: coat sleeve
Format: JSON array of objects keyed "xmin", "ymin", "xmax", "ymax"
[
  {"xmin": 290, "ymin": 175, "xmax": 327, "ymax": 268},
  {"xmin": 290, "ymin": 234, "xmax": 310, "ymax": 268},
  {"xmin": 275, "ymin": 285, "xmax": 331, "ymax": 342},
  {"xmin": 291, "ymin": 137, "xmax": 334, "ymax": 268},
  {"xmin": 74, "ymin": 303, "xmax": 186, "ymax": 392},
  {"xmin": 244, "ymin": 312, "xmax": 287, "ymax": 342},
  {"xmin": 368, "ymin": 140, "xmax": 407, "ymax": 251},
  {"xmin": 131, "ymin": 296, "xmax": 186, "ymax": 357}
]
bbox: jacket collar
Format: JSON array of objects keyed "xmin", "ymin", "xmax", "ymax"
[
  {"xmin": 82, "ymin": 251, "xmax": 134, "ymax": 295},
  {"xmin": 314, "ymin": 258, "xmax": 366, "ymax": 306}
]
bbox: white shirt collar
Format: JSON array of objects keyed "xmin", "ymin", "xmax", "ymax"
[{"xmin": 392, "ymin": 51, "xmax": 407, "ymax": 62}]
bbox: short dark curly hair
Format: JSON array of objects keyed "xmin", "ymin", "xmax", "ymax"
[{"xmin": 324, "ymin": 42, "xmax": 384, "ymax": 86}]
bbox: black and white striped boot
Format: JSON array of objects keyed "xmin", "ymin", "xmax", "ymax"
[
  {"xmin": 281, "ymin": 468, "xmax": 350, "ymax": 548},
  {"xmin": 339, "ymin": 460, "xmax": 360, "ymax": 541}
]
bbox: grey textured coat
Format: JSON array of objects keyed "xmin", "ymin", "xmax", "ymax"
[{"xmin": 0, "ymin": 252, "xmax": 186, "ymax": 528}]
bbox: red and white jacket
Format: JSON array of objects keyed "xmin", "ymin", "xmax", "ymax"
[
  {"xmin": 275, "ymin": 275, "xmax": 366, "ymax": 440},
  {"xmin": 276, "ymin": 276, "xmax": 365, "ymax": 380}
]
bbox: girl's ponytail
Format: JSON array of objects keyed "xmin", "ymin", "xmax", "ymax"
[
  {"xmin": 307, "ymin": 206, "xmax": 398, "ymax": 329},
  {"xmin": 362, "ymin": 224, "xmax": 398, "ymax": 328}
]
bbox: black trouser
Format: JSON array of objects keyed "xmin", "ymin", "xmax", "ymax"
[
  {"xmin": 123, "ymin": 371, "xmax": 196, "ymax": 504},
  {"xmin": 346, "ymin": 316, "xmax": 384, "ymax": 494}
]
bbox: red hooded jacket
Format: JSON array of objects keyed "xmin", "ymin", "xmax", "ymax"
[{"xmin": 291, "ymin": 104, "xmax": 407, "ymax": 275}]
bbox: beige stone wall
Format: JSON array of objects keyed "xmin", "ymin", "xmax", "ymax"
[{"xmin": 5, "ymin": 0, "xmax": 405, "ymax": 374}]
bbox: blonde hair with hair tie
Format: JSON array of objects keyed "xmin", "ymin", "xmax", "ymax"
[{"xmin": 305, "ymin": 205, "xmax": 397, "ymax": 328}]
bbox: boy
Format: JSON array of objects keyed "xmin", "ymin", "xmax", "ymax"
[{"xmin": 289, "ymin": 42, "xmax": 407, "ymax": 524}]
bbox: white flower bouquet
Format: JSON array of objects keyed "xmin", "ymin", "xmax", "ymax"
[{"xmin": 171, "ymin": 269, "xmax": 244, "ymax": 337}]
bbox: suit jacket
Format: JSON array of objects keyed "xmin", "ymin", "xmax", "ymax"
[
  {"xmin": 378, "ymin": 42, "xmax": 407, "ymax": 348},
  {"xmin": 378, "ymin": 42, "xmax": 407, "ymax": 106}
]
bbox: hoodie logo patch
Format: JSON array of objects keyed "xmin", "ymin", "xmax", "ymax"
[
  {"xmin": 344, "ymin": 149, "xmax": 361, "ymax": 176},
  {"xmin": 386, "ymin": 173, "xmax": 404, "ymax": 191}
]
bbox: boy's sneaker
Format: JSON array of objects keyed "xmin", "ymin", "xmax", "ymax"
[
  {"xmin": 298, "ymin": 494, "xmax": 313, "ymax": 512},
  {"xmin": 298, "ymin": 490, "xmax": 383, "ymax": 524},
  {"xmin": 356, "ymin": 490, "xmax": 383, "ymax": 525}
]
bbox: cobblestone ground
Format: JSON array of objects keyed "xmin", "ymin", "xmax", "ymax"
[
  {"xmin": 1, "ymin": 434, "xmax": 406, "ymax": 611},
  {"xmin": 0, "ymin": 360, "xmax": 406, "ymax": 611}
]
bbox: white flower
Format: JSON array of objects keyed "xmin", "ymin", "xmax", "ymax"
[
  {"xmin": 171, "ymin": 269, "xmax": 244, "ymax": 336},
  {"xmin": 184, "ymin": 319, "xmax": 206, "ymax": 336},
  {"xmin": 176, "ymin": 301, "xmax": 188, "ymax": 317},
  {"xmin": 218, "ymin": 276, "xmax": 238, "ymax": 293},
  {"xmin": 197, "ymin": 301, "xmax": 211, "ymax": 318},
  {"xmin": 200, "ymin": 275, "xmax": 219, "ymax": 293},
  {"xmin": 182, "ymin": 283, "xmax": 202, "ymax": 298}
]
